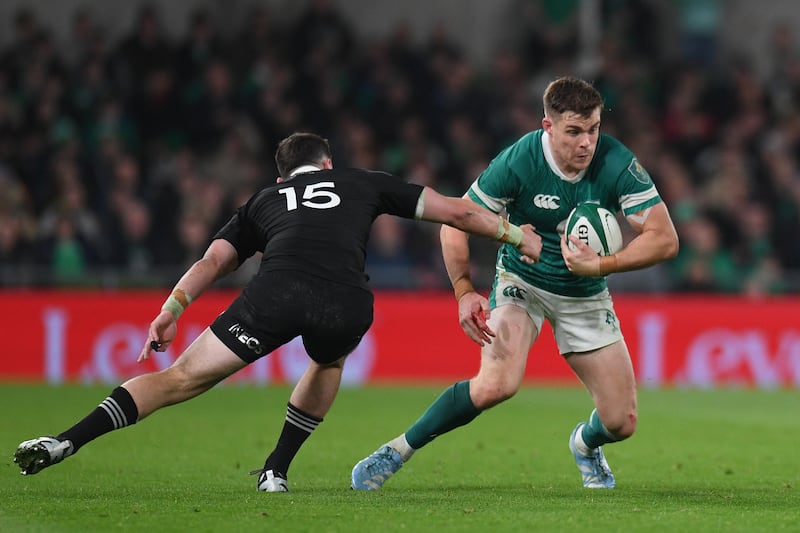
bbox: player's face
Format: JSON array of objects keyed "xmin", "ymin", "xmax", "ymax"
[{"xmin": 543, "ymin": 108, "xmax": 601, "ymax": 177}]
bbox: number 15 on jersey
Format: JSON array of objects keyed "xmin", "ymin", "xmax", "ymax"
[{"xmin": 279, "ymin": 182, "xmax": 341, "ymax": 210}]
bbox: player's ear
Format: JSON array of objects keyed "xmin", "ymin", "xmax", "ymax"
[
  {"xmin": 276, "ymin": 176, "xmax": 285, "ymax": 183},
  {"xmin": 322, "ymin": 158, "xmax": 333, "ymax": 170}
]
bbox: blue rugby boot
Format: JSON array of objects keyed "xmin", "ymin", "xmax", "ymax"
[
  {"xmin": 351, "ymin": 445, "xmax": 403, "ymax": 490},
  {"xmin": 569, "ymin": 423, "xmax": 615, "ymax": 488}
]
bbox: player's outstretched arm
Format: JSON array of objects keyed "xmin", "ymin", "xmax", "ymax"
[
  {"xmin": 138, "ymin": 239, "xmax": 239, "ymax": 362},
  {"xmin": 418, "ymin": 187, "xmax": 542, "ymax": 261}
]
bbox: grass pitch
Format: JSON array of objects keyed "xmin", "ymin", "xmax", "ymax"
[{"xmin": 1, "ymin": 383, "xmax": 798, "ymax": 532}]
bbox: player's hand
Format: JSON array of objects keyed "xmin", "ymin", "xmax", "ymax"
[
  {"xmin": 561, "ymin": 234, "xmax": 602, "ymax": 277},
  {"xmin": 517, "ymin": 224, "xmax": 542, "ymax": 264},
  {"xmin": 457, "ymin": 291, "xmax": 495, "ymax": 346},
  {"xmin": 138, "ymin": 310, "xmax": 178, "ymax": 362}
]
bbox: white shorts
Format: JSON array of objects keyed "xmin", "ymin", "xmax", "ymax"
[{"xmin": 491, "ymin": 270, "xmax": 624, "ymax": 355}]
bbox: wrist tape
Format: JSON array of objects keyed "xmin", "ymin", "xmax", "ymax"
[
  {"xmin": 453, "ymin": 276, "xmax": 475, "ymax": 301},
  {"xmin": 598, "ymin": 255, "xmax": 618, "ymax": 276},
  {"xmin": 162, "ymin": 288, "xmax": 192, "ymax": 319},
  {"xmin": 494, "ymin": 218, "xmax": 523, "ymax": 247}
]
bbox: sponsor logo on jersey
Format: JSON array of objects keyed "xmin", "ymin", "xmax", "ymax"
[
  {"xmin": 533, "ymin": 194, "xmax": 561, "ymax": 210},
  {"xmin": 502, "ymin": 285, "xmax": 527, "ymax": 300},
  {"xmin": 228, "ymin": 323, "xmax": 265, "ymax": 355},
  {"xmin": 627, "ymin": 159, "xmax": 652, "ymax": 185}
]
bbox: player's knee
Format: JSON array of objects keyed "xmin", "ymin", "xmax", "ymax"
[
  {"xmin": 314, "ymin": 356, "xmax": 346, "ymax": 370},
  {"xmin": 604, "ymin": 410, "xmax": 637, "ymax": 441},
  {"xmin": 469, "ymin": 379, "xmax": 519, "ymax": 409},
  {"xmin": 162, "ymin": 364, "xmax": 213, "ymax": 399}
]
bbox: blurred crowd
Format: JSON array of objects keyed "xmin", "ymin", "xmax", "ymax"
[{"xmin": 1, "ymin": 0, "xmax": 799, "ymax": 294}]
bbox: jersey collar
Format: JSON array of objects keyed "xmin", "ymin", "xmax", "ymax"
[
  {"xmin": 289, "ymin": 165, "xmax": 323, "ymax": 177},
  {"xmin": 541, "ymin": 132, "xmax": 587, "ymax": 184}
]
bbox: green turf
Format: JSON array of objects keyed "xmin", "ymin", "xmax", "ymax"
[{"xmin": 1, "ymin": 384, "xmax": 798, "ymax": 532}]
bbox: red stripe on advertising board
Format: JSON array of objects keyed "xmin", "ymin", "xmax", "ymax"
[{"xmin": 1, "ymin": 291, "xmax": 799, "ymax": 387}]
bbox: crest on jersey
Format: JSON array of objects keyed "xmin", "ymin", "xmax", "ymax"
[{"xmin": 627, "ymin": 159, "xmax": 652, "ymax": 185}]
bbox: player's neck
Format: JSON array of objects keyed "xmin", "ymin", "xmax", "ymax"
[{"xmin": 289, "ymin": 165, "xmax": 323, "ymax": 177}]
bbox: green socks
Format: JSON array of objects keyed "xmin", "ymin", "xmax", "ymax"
[
  {"xmin": 581, "ymin": 408, "xmax": 617, "ymax": 449},
  {"xmin": 405, "ymin": 381, "xmax": 481, "ymax": 449},
  {"xmin": 400, "ymin": 384, "xmax": 615, "ymax": 455}
]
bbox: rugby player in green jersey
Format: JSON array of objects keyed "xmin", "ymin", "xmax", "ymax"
[{"xmin": 352, "ymin": 76, "xmax": 679, "ymax": 490}]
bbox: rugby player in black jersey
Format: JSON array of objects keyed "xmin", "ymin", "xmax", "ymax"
[{"xmin": 14, "ymin": 132, "xmax": 542, "ymax": 491}]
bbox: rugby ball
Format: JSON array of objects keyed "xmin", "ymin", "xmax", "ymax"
[{"xmin": 565, "ymin": 204, "xmax": 623, "ymax": 256}]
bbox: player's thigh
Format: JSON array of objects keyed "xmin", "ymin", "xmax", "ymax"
[
  {"xmin": 565, "ymin": 340, "xmax": 637, "ymax": 429},
  {"xmin": 548, "ymin": 288, "xmax": 622, "ymax": 354},
  {"xmin": 477, "ymin": 304, "xmax": 538, "ymax": 387},
  {"xmin": 302, "ymin": 285, "xmax": 374, "ymax": 364},
  {"xmin": 170, "ymin": 327, "xmax": 248, "ymax": 388},
  {"xmin": 210, "ymin": 291, "xmax": 296, "ymax": 364}
]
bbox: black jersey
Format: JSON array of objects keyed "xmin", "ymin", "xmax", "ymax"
[{"xmin": 214, "ymin": 167, "xmax": 424, "ymax": 293}]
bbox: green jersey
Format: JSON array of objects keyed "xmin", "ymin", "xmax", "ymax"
[{"xmin": 468, "ymin": 130, "xmax": 662, "ymax": 297}]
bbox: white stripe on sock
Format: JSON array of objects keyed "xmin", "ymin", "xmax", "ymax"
[
  {"xmin": 99, "ymin": 402, "xmax": 122, "ymax": 429},
  {"xmin": 98, "ymin": 398, "xmax": 129, "ymax": 429},
  {"xmin": 286, "ymin": 408, "xmax": 319, "ymax": 433},
  {"xmin": 105, "ymin": 398, "xmax": 128, "ymax": 427}
]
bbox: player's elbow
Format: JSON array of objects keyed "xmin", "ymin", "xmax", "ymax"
[
  {"xmin": 202, "ymin": 240, "xmax": 240, "ymax": 276},
  {"xmin": 646, "ymin": 228, "xmax": 679, "ymax": 262},
  {"xmin": 663, "ymin": 232, "xmax": 680, "ymax": 260}
]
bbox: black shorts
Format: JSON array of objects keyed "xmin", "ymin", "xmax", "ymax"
[{"xmin": 210, "ymin": 271, "xmax": 374, "ymax": 365}]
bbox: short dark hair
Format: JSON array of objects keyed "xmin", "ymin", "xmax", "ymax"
[
  {"xmin": 543, "ymin": 77, "xmax": 603, "ymax": 119},
  {"xmin": 274, "ymin": 132, "xmax": 332, "ymax": 178}
]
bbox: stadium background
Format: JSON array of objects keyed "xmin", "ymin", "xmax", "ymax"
[{"xmin": 1, "ymin": 0, "xmax": 799, "ymax": 387}]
